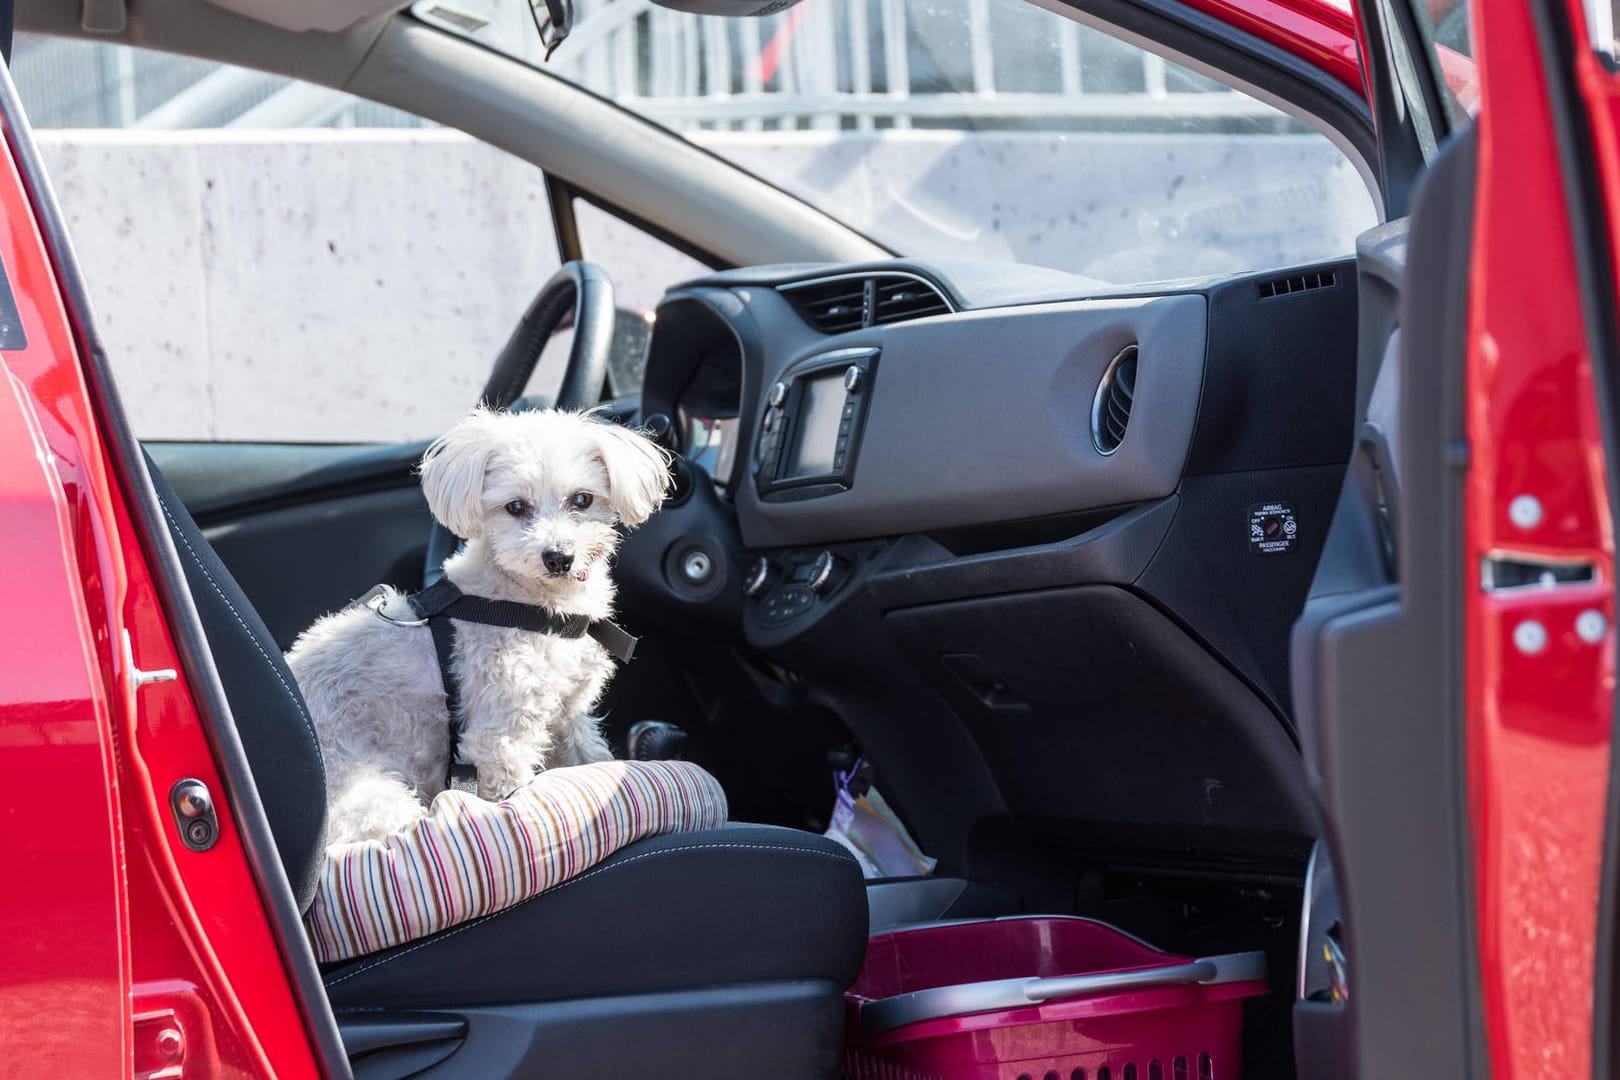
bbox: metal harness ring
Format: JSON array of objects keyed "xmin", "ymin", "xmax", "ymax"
[{"xmin": 366, "ymin": 591, "xmax": 429, "ymax": 627}]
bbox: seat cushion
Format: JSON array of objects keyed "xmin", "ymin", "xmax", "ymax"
[
  {"xmin": 321, "ymin": 822, "xmax": 868, "ymax": 1010},
  {"xmin": 305, "ymin": 760, "xmax": 730, "ymax": 963}
]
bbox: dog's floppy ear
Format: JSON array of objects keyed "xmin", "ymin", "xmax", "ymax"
[
  {"xmin": 592, "ymin": 419, "xmax": 672, "ymax": 527},
  {"xmin": 420, "ymin": 408, "xmax": 503, "ymax": 538}
]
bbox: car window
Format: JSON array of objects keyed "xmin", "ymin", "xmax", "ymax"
[
  {"xmin": 572, "ymin": 199, "xmax": 710, "ymax": 314},
  {"xmin": 1402, "ymin": 0, "xmax": 1478, "ymax": 122},
  {"xmin": 8, "ymin": 36, "xmax": 706, "ymax": 443},
  {"xmin": 417, "ymin": 0, "xmax": 1379, "ymax": 284}
]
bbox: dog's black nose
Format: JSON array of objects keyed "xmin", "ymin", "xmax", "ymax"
[{"xmin": 542, "ymin": 549, "xmax": 575, "ymax": 576}]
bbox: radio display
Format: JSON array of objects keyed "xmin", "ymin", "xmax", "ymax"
[{"xmin": 785, "ymin": 373, "xmax": 845, "ymax": 477}]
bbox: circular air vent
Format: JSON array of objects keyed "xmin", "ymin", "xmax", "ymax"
[{"xmin": 1090, "ymin": 345, "xmax": 1138, "ymax": 456}]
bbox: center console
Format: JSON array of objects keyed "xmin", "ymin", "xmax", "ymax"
[
  {"xmin": 755, "ymin": 346, "xmax": 878, "ymax": 501},
  {"xmin": 740, "ymin": 539, "xmax": 893, "ymax": 647}
]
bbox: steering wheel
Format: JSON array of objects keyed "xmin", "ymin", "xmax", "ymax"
[{"xmin": 423, "ymin": 260, "xmax": 617, "ymax": 583}]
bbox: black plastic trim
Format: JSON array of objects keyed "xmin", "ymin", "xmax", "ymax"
[
  {"xmin": 144, "ymin": 440, "xmax": 428, "ymax": 525},
  {"xmin": 1355, "ymin": 4, "xmax": 1413, "ymax": 211},
  {"xmin": 337, "ymin": 1012, "xmax": 468, "ymax": 1057},
  {"xmin": 0, "ymin": 56, "xmax": 353, "ymax": 1080},
  {"xmin": 1183, "ymin": 257, "xmax": 1359, "ymax": 476},
  {"xmin": 543, "ymin": 171, "xmax": 582, "ymax": 263},
  {"xmin": 385, "ymin": 980, "xmax": 849, "ymax": 1077}
]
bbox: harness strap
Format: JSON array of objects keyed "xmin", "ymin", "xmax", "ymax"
[
  {"xmin": 364, "ymin": 579, "xmax": 639, "ymax": 790},
  {"xmin": 426, "ymin": 612, "xmax": 462, "ymax": 730},
  {"xmin": 407, "ymin": 578, "xmax": 637, "ymax": 662}
]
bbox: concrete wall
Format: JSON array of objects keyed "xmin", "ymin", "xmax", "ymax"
[{"xmin": 35, "ymin": 127, "xmax": 1374, "ymax": 444}]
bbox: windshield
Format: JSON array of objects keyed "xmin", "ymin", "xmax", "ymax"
[{"xmin": 414, "ymin": 0, "xmax": 1376, "ymax": 283}]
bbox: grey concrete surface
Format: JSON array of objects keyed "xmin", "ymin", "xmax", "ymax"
[{"xmin": 35, "ymin": 127, "xmax": 1373, "ymax": 443}]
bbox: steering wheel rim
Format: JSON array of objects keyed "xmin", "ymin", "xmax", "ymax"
[{"xmin": 424, "ymin": 260, "xmax": 616, "ymax": 583}]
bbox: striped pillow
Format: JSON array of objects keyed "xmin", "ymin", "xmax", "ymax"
[{"xmin": 304, "ymin": 760, "xmax": 728, "ymax": 964}]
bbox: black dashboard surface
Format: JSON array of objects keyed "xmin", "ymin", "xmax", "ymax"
[
  {"xmin": 644, "ymin": 258, "xmax": 1352, "ymax": 550},
  {"xmin": 630, "ymin": 256, "xmax": 1358, "ymax": 872}
]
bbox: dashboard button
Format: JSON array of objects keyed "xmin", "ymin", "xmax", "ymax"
[
  {"xmin": 843, "ymin": 366, "xmax": 864, "ymax": 394},
  {"xmin": 769, "ymin": 382, "xmax": 788, "ymax": 408},
  {"xmin": 743, "ymin": 556, "xmax": 778, "ymax": 597},
  {"xmin": 809, "ymin": 550, "xmax": 850, "ymax": 595},
  {"xmin": 760, "ymin": 584, "xmax": 815, "ymax": 624}
]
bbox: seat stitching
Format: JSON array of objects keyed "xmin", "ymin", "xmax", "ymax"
[
  {"xmin": 322, "ymin": 840, "xmax": 859, "ymax": 987},
  {"xmin": 156, "ymin": 491, "xmax": 326, "ymax": 788}
]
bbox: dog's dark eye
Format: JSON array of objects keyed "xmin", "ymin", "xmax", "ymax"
[
  {"xmin": 570, "ymin": 491, "xmax": 594, "ymax": 511},
  {"xmin": 504, "ymin": 499, "xmax": 529, "ymax": 517}
]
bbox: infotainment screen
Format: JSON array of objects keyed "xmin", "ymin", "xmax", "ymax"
[{"xmin": 785, "ymin": 373, "xmax": 844, "ymax": 477}]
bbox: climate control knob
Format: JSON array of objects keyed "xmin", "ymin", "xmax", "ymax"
[
  {"xmin": 808, "ymin": 550, "xmax": 849, "ymax": 595},
  {"xmin": 743, "ymin": 556, "xmax": 779, "ymax": 598}
]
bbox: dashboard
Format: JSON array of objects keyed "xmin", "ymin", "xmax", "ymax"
[
  {"xmin": 626, "ymin": 253, "xmax": 1360, "ymax": 865},
  {"xmin": 636, "ymin": 255, "xmax": 1357, "ymax": 708}
]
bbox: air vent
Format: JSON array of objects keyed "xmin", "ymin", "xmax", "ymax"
[
  {"xmin": 779, "ymin": 273, "xmax": 952, "ymax": 333},
  {"xmin": 1257, "ymin": 270, "xmax": 1337, "ymax": 299},
  {"xmin": 1091, "ymin": 345, "xmax": 1138, "ymax": 456},
  {"xmin": 780, "ymin": 278, "xmax": 868, "ymax": 333},
  {"xmin": 873, "ymin": 277, "xmax": 951, "ymax": 324}
]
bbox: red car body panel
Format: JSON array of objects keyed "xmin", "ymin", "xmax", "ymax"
[
  {"xmin": 0, "ymin": 318, "xmax": 129, "ymax": 1079},
  {"xmin": 1466, "ymin": 1, "xmax": 1619, "ymax": 1076},
  {"xmin": 0, "ymin": 101, "xmax": 323, "ymax": 1078},
  {"xmin": 1180, "ymin": 0, "xmax": 1363, "ymax": 95},
  {"xmin": 0, "ymin": 2, "xmax": 1615, "ymax": 1078}
]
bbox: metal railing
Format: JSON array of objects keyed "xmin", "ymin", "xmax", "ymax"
[
  {"xmin": 14, "ymin": 0, "xmax": 1290, "ymax": 132},
  {"xmin": 533, "ymin": 0, "xmax": 1277, "ymax": 131}
]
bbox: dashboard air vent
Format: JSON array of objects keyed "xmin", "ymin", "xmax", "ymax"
[
  {"xmin": 779, "ymin": 273, "xmax": 952, "ymax": 333},
  {"xmin": 1091, "ymin": 345, "xmax": 1138, "ymax": 456},
  {"xmin": 779, "ymin": 279, "xmax": 868, "ymax": 333},
  {"xmin": 1257, "ymin": 270, "xmax": 1337, "ymax": 299},
  {"xmin": 873, "ymin": 278, "xmax": 952, "ymax": 324}
]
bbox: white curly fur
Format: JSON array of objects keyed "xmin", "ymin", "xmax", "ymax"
[{"xmin": 286, "ymin": 408, "xmax": 671, "ymax": 846}]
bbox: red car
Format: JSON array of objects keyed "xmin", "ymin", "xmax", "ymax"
[{"xmin": 1, "ymin": 0, "xmax": 1614, "ymax": 1075}]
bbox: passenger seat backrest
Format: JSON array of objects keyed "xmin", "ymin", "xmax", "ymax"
[{"xmin": 146, "ymin": 455, "xmax": 329, "ymax": 912}]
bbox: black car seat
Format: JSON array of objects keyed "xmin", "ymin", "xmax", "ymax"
[{"xmin": 145, "ymin": 458, "xmax": 868, "ymax": 1078}]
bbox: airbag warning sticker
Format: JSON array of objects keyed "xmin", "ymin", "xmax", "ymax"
[{"xmin": 1249, "ymin": 502, "xmax": 1298, "ymax": 555}]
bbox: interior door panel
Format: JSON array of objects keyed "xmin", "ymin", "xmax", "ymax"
[
  {"xmin": 146, "ymin": 440, "xmax": 433, "ymax": 649},
  {"xmin": 1290, "ymin": 128, "xmax": 1483, "ymax": 1079}
]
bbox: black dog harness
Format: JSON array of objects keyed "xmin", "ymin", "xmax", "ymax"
[{"xmin": 361, "ymin": 579, "xmax": 637, "ymax": 789}]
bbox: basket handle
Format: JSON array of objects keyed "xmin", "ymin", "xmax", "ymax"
[{"xmin": 859, "ymin": 950, "xmax": 1268, "ymax": 1035}]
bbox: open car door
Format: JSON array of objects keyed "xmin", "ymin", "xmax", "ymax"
[{"xmin": 1292, "ymin": 0, "xmax": 1620, "ymax": 1077}]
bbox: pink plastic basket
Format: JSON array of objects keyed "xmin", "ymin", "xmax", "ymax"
[{"xmin": 843, "ymin": 916, "xmax": 1270, "ymax": 1080}]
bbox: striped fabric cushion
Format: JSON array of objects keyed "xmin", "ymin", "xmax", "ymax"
[{"xmin": 304, "ymin": 760, "xmax": 728, "ymax": 964}]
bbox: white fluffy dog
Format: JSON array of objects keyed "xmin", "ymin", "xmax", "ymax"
[{"xmin": 287, "ymin": 408, "xmax": 670, "ymax": 846}]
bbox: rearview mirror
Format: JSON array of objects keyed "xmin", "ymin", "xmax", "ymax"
[{"xmin": 528, "ymin": 0, "xmax": 573, "ymax": 60}]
